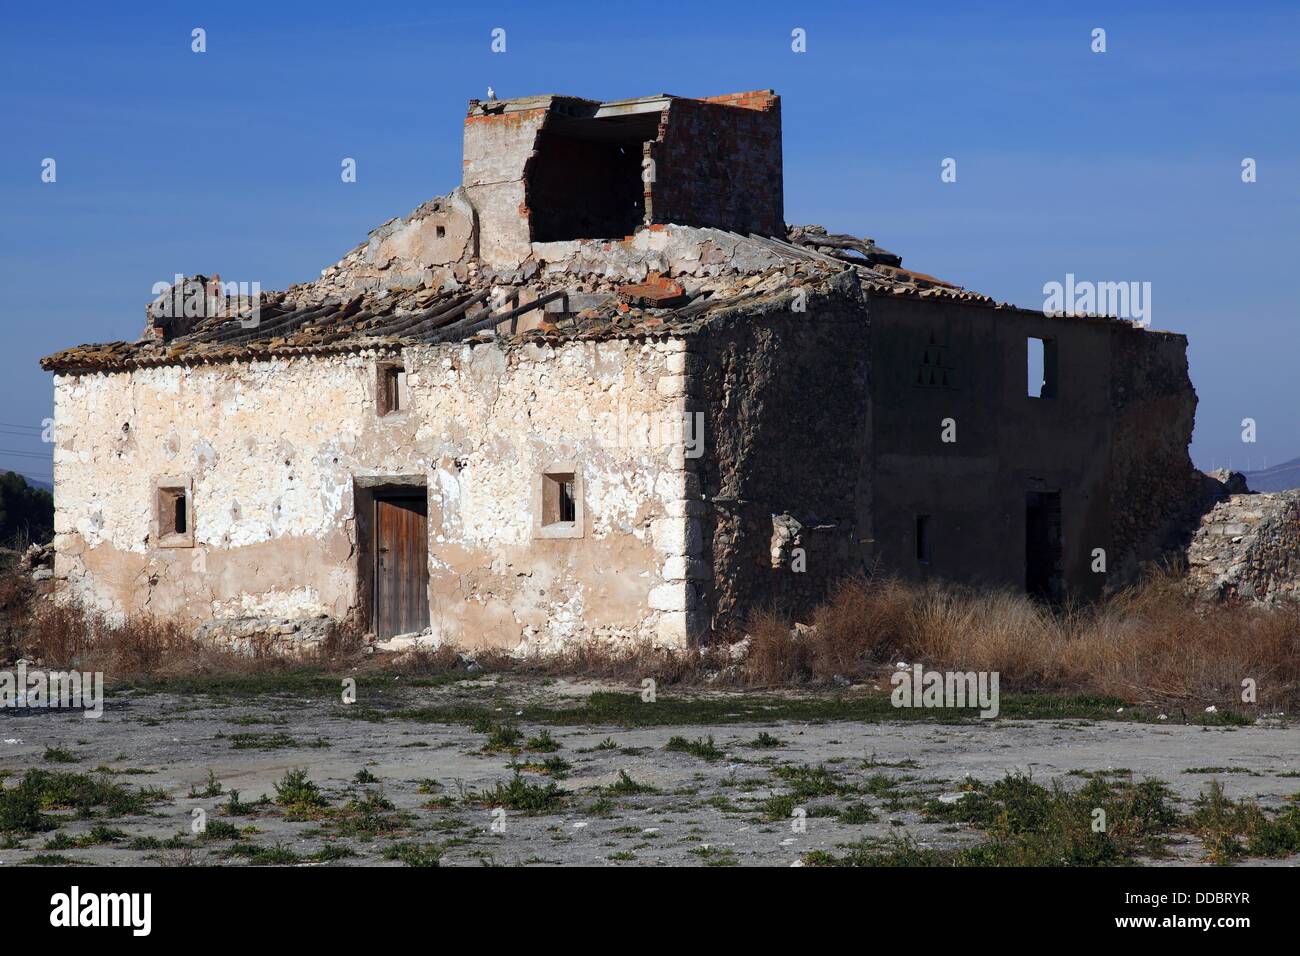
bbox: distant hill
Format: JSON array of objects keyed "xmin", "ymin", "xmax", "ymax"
[
  {"xmin": 1242, "ymin": 457, "xmax": 1300, "ymax": 492},
  {"xmin": 0, "ymin": 470, "xmax": 54, "ymax": 547}
]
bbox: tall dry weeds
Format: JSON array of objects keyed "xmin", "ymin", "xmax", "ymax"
[{"xmin": 758, "ymin": 570, "xmax": 1300, "ymax": 706}]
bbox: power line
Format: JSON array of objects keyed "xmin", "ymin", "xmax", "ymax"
[
  {"xmin": 0, "ymin": 422, "xmax": 44, "ymax": 432},
  {"xmin": 0, "ymin": 448, "xmax": 54, "ymax": 459}
]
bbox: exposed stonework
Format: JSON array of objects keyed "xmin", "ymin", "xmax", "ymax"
[
  {"xmin": 196, "ymin": 614, "xmax": 339, "ymax": 657},
  {"xmin": 461, "ymin": 91, "xmax": 783, "ymax": 270},
  {"xmin": 1105, "ymin": 323, "xmax": 1203, "ymax": 582},
  {"xmin": 1186, "ymin": 475, "xmax": 1300, "ymax": 603}
]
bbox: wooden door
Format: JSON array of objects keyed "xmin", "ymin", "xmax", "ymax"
[{"xmin": 373, "ymin": 494, "xmax": 429, "ymax": 638}]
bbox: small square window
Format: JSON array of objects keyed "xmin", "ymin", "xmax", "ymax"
[
  {"xmin": 156, "ymin": 479, "xmax": 194, "ymax": 548},
  {"xmin": 435, "ymin": 224, "xmax": 446, "ymax": 239},
  {"xmin": 535, "ymin": 465, "xmax": 584, "ymax": 539},
  {"xmin": 915, "ymin": 515, "xmax": 932, "ymax": 564},
  {"xmin": 378, "ymin": 362, "xmax": 408, "ymax": 415}
]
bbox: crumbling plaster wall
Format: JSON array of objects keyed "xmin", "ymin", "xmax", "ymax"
[
  {"xmin": 51, "ymin": 337, "xmax": 694, "ymax": 649},
  {"xmin": 462, "ymin": 104, "xmax": 550, "ymax": 270},
  {"xmin": 315, "ymin": 191, "xmax": 478, "ymax": 299}
]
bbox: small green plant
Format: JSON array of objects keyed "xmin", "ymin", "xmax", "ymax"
[
  {"xmin": 223, "ymin": 841, "xmax": 301, "ymax": 865},
  {"xmin": 43, "ymin": 746, "xmax": 80, "ymax": 764},
  {"xmin": 772, "ymin": 764, "xmax": 847, "ymax": 799},
  {"xmin": 1, "ymin": 769, "xmax": 169, "ymax": 831},
  {"xmin": 607, "ymin": 770, "xmax": 657, "ymax": 796},
  {"xmin": 189, "ymin": 770, "xmax": 224, "ymax": 798},
  {"xmin": 665, "ymin": 736, "xmax": 724, "ymax": 761},
  {"xmin": 1188, "ymin": 780, "xmax": 1300, "ymax": 863},
  {"xmin": 480, "ymin": 773, "xmax": 564, "ymax": 814},
  {"xmin": 382, "ymin": 842, "xmax": 443, "ymax": 867},
  {"xmin": 759, "ymin": 794, "xmax": 798, "ymax": 822},
  {"xmin": 334, "ymin": 787, "xmax": 403, "ymax": 835},
  {"xmin": 354, "ymin": 768, "xmax": 378, "ymax": 784},
  {"xmin": 525, "ymin": 730, "xmax": 561, "ymax": 752},
  {"xmin": 273, "ymin": 769, "xmax": 329, "ymax": 815},
  {"xmin": 688, "ymin": 845, "xmax": 738, "ymax": 867},
  {"xmin": 312, "ymin": 845, "xmax": 355, "ymax": 862},
  {"xmin": 198, "ymin": 820, "xmax": 240, "ymax": 841},
  {"xmin": 482, "ymin": 723, "xmax": 524, "ymax": 753},
  {"xmin": 518, "ymin": 756, "xmax": 572, "ymax": 779},
  {"xmin": 839, "ymin": 802, "xmax": 879, "ymax": 824}
]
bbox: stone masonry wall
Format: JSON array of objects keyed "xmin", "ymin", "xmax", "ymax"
[
  {"xmin": 692, "ymin": 278, "xmax": 870, "ymax": 632},
  {"xmin": 1106, "ymin": 324, "xmax": 1201, "ymax": 582},
  {"xmin": 51, "ymin": 337, "xmax": 694, "ymax": 650}
]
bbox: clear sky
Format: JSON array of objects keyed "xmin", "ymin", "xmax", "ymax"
[{"xmin": 1, "ymin": 0, "xmax": 1296, "ymax": 485}]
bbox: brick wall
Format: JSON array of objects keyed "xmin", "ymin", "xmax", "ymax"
[{"xmin": 648, "ymin": 91, "xmax": 784, "ymax": 237}]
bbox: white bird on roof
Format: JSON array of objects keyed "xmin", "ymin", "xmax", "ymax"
[{"xmin": 487, "ymin": 86, "xmax": 497, "ymax": 102}]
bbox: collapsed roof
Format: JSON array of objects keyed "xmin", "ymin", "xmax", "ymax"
[
  {"xmin": 39, "ymin": 89, "xmax": 1135, "ymax": 375},
  {"xmin": 40, "ymin": 218, "xmax": 1001, "ymax": 374}
]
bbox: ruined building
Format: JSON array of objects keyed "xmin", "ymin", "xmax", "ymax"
[{"xmin": 41, "ymin": 90, "xmax": 1201, "ymax": 651}]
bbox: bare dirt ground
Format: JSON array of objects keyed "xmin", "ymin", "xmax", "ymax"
[{"xmin": 2, "ymin": 674, "xmax": 1298, "ymax": 867}]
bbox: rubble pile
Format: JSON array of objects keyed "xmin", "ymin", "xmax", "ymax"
[{"xmin": 1185, "ymin": 477, "xmax": 1300, "ymax": 604}]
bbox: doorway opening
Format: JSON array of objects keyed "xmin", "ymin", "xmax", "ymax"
[{"xmin": 1025, "ymin": 490, "xmax": 1063, "ymax": 602}]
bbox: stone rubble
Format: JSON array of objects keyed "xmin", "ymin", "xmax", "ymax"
[{"xmin": 1185, "ymin": 472, "xmax": 1300, "ymax": 603}]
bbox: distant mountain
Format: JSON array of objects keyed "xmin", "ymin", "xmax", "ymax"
[{"xmin": 1242, "ymin": 457, "xmax": 1300, "ymax": 492}]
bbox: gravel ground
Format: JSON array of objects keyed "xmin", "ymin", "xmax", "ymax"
[{"xmin": 1, "ymin": 676, "xmax": 1297, "ymax": 867}]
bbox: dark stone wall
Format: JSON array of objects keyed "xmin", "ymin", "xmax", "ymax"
[
  {"xmin": 648, "ymin": 92, "xmax": 784, "ymax": 237},
  {"xmin": 690, "ymin": 282, "xmax": 869, "ymax": 633},
  {"xmin": 685, "ymin": 287, "xmax": 1197, "ymax": 635},
  {"xmin": 865, "ymin": 297, "xmax": 1119, "ymax": 598},
  {"xmin": 1106, "ymin": 324, "xmax": 1201, "ymax": 579}
]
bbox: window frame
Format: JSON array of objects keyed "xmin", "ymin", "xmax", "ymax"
[
  {"xmin": 155, "ymin": 476, "xmax": 195, "ymax": 548},
  {"xmin": 534, "ymin": 463, "xmax": 584, "ymax": 539},
  {"xmin": 376, "ymin": 359, "xmax": 409, "ymax": 416}
]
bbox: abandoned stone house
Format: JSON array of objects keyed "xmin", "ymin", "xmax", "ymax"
[{"xmin": 41, "ymin": 89, "xmax": 1202, "ymax": 651}]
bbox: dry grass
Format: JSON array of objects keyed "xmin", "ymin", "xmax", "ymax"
[
  {"xmin": 3, "ymin": 564, "xmax": 1298, "ymax": 708},
  {"xmin": 742, "ymin": 570, "xmax": 1300, "ymax": 707},
  {"xmin": 2, "ymin": 572, "xmax": 366, "ymax": 680}
]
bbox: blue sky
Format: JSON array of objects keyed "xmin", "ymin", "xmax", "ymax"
[{"xmin": 1, "ymin": 0, "xmax": 1296, "ymax": 485}]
